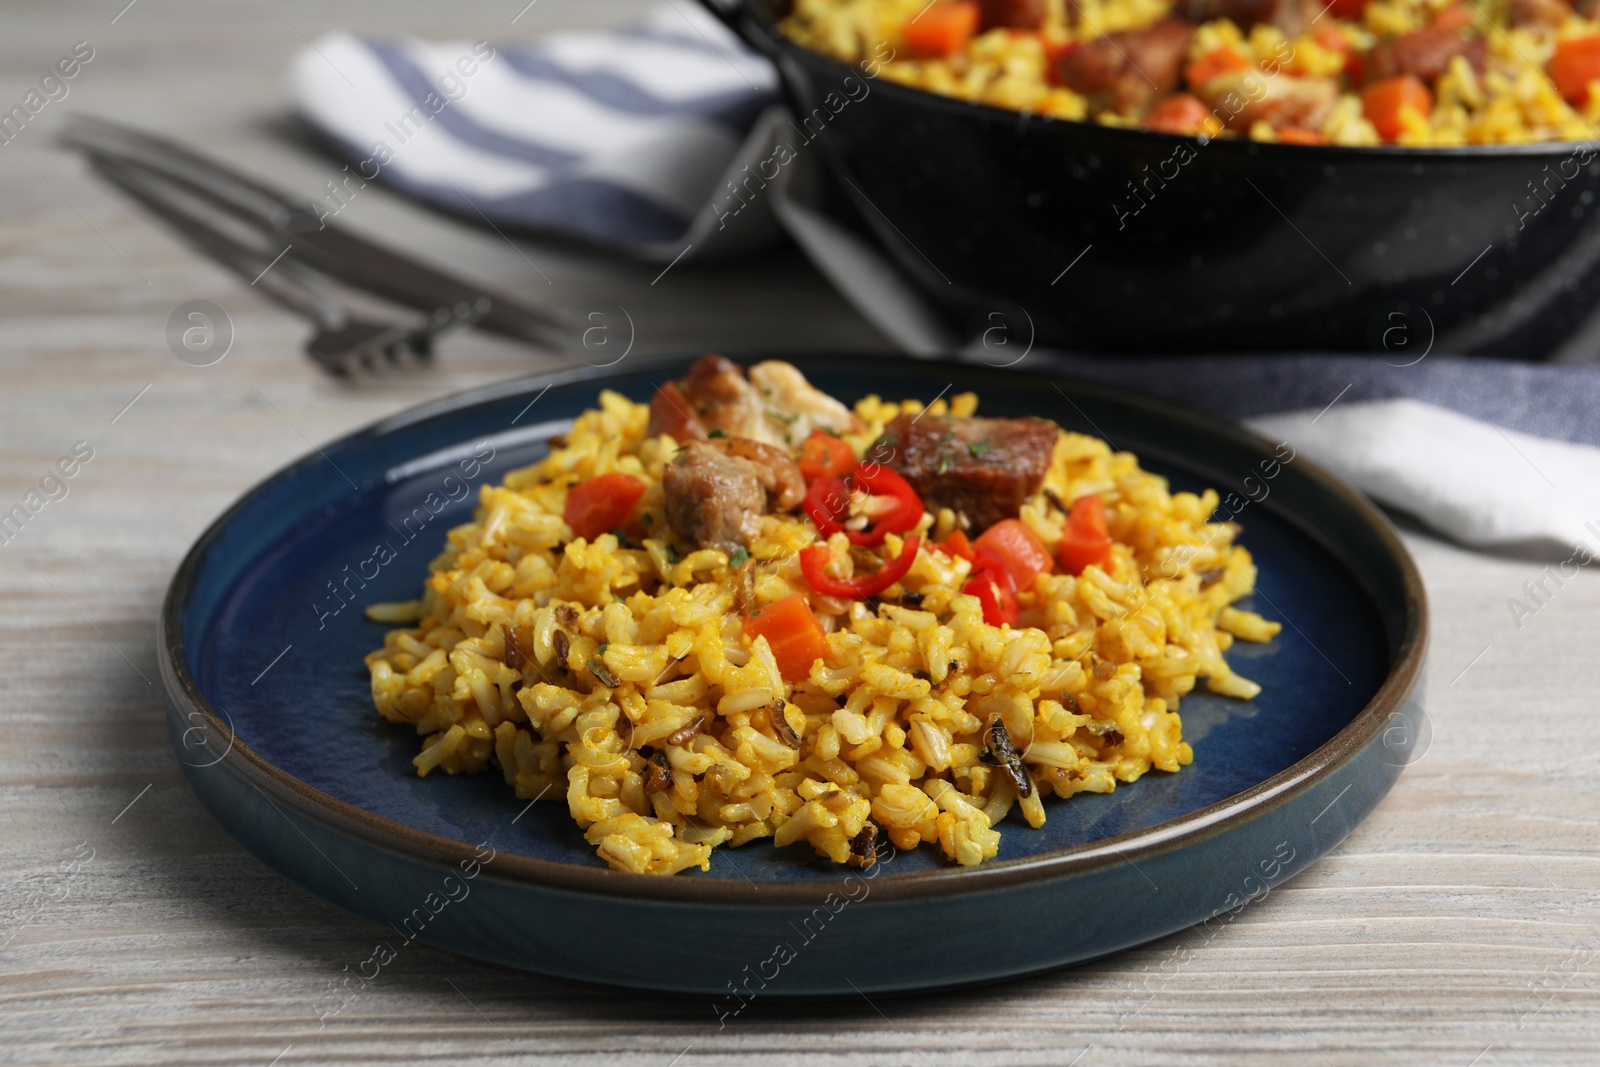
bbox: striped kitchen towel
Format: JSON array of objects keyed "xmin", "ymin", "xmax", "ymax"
[{"xmin": 289, "ymin": 3, "xmax": 781, "ymax": 261}]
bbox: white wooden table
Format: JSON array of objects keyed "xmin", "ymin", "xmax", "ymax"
[{"xmin": 2, "ymin": 2, "xmax": 1597, "ymax": 1063}]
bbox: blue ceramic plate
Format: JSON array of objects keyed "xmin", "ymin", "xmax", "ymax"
[{"xmin": 162, "ymin": 355, "xmax": 1427, "ymax": 998}]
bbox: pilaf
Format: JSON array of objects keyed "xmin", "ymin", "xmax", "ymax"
[{"xmin": 364, "ymin": 359, "xmax": 1282, "ymax": 875}]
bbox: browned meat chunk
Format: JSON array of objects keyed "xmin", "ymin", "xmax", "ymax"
[
  {"xmin": 871, "ymin": 413, "xmax": 1058, "ymax": 533},
  {"xmin": 647, "ymin": 380, "xmax": 705, "ymax": 443},
  {"xmin": 647, "ymin": 355, "xmax": 766, "ymax": 443},
  {"xmin": 1178, "ymin": 0, "xmax": 1320, "ymax": 32},
  {"xmin": 1054, "ymin": 18, "xmax": 1195, "ymax": 115},
  {"xmin": 662, "ymin": 437, "xmax": 806, "ymax": 553},
  {"xmin": 1511, "ymin": 0, "xmax": 1570, "ymax": 23},
  {"xmin": 1198, "ymin": 72, "xmax": 1338, "ymax": 131},
  {"xmin": 711, "ymin": 436, "xmax": 806, "ymax": 512},
  {"xmin": 646, "ymin": 356, "xmax": 858, "ymax": 448},
  {"xmin": 1366, "ymin": 27, "xmax": 1487, "ymax": 84},
  {"xmin": 663, "ymin": 441, "xmax": 766, "ymax": 555},
  {"xmin": 980, "ymin": 0, "xmax": 1046, "ymax": 30}
]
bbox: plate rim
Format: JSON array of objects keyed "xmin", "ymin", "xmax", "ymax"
[{"xmin": 162, "ymin": 353, "xmax": 1428, "ymax": 906}]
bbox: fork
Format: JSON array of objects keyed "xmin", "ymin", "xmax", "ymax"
[
  {"xmin": 89, "ymin": 152, "xmax": 482, "ymax": 374},
  {"xmin": 60, "ymin": 115, "xmax": 566, "ymax": 360}
]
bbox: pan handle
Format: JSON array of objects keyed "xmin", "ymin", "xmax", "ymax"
[
  {"xmin": 695, "ymin": 0, "xmax": 743, "ymax": 33},
  {"xmin": 693, "ymin": 0, "xmax": 773, "ymax": 54}
]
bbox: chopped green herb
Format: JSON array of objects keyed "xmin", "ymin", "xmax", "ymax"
[
  {"xmin": 708, "ymin": 428, "xmax": 728, "ymax": 439},
  {"xmin": 666, "ymin": 544, "xmax": 681, "ymax": 565},
  {"xmin": 729, "ymin": 548, "xmax": 750, "ymax": 567},
  {"xmin": 641, "ymin": 513, "xmax": 653, "ymax": 527},
  {"xmin": 597, "ymin": 643, "xmax": 609, "ymax": 655},
  {"xmin": 936, "ymin": 454, "xmax": 951, "ymax": 476},
  {"xmin": 968, "ymin": 440, "xmax": 992, "ymax": 458}
]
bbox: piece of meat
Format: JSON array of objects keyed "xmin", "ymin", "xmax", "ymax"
[
  {"xmin": 646, "ymin": 380, "xmax": 705, "ymax": 444},
  {"xmin": 663, "ymin": 441, "xmax": 766, "ymax": 555},
  {"xmin": 709, "ymin": 436, "xmax": 806, "ymax": 512},
  {"xmin": 1054, "ymin": 18, "xmax": 1195, "ymax": 115},
  {"xmin": 647, "ymin": 354, "xmax": 769, "ymax": 443},
  {"xmin": 980, "ymin": 0, "xmax": 1046, "ymax": 30},
  {"xmin": 1178, "ymin": 0, "xmax": 1321, "ymax": 32},
  {"xmin": 870, "ymin": 413, "xmax": 1058, "ymax": 533},
  {"xmin": 647, "ymin": 356, "xmax": 859, "ymax": 448},
  {"xmin": 1197, "ymin": 71, "xmax": 1338, "ymax": 131},
  {"xmin": 747, "ymin": 360, "xmax": 860, "ymax": 446},
  {"xmin": 1510, "ymin": 0, "xmax": 1570, "ymax": 23},
  {"xmin": 662, "ymin": 437, "xmax": 804, "ymax": 553},
  {"xmin": 1365, "ymin": 27, "xmax": 1487, "ymax": 84}
]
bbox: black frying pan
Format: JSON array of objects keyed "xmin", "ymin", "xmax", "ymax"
[{"xmin": 702, "ymin": 0, "xmax": 1600, "ymax": 357}]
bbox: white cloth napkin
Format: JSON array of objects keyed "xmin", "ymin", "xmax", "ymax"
[
  {"xmin": 1248, "ymin": 400, "xmax": 1600, "ymax": 554},
  {"xmin": 287, "ymin": 7, "xmax": 1600, "ymax": 560}
]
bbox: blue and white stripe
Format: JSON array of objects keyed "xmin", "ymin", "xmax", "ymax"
[{"xmin": 290, "ymin": 4, "xmax": 777, "ymax": 259}]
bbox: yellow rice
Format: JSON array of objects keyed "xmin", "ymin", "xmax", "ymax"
[
  {"xmin": 364, "ymin": 388, "xmax": 1280, "ymax": 875},
  {"xmin": 781, "ymin": 0, "xmax": 1600, "ymax": 146}
]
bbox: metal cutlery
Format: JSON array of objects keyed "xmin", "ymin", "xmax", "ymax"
[
  {"xmin": 60, "ymin": 114, "xmax": 568, "ymax": 372},
  {"xmin": 88, "ymin": 153, "xmax": 470, "ymax": 374}
]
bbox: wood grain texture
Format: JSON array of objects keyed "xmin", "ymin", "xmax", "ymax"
[{"xmin": 1, "ymin": 2, "xmax": 1596, "ymax": 1064}]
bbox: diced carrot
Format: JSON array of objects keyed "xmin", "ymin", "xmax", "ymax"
[
  {"xmin": 1142, "ymin": 93, "xmax": 1215, "ymax": 135},
  {"xmin": 1362, "ymin": 74, "xmax": 1432, "ymax": 141},
  {"xmin": 902, "ymin": 2, "xmax": 981, "ymax": 58},
  {"xmin": 1550, "ymin": 36, "xmax": 1600, "ymax": 106},
  {"xmin": 797, "ymin": 430, "xmax": 856, "ymax": 482},
  {"xmin": 940, "ymin": 528, "xmax": 977, "ymax": 562},
  {"xmin": 973, "ymin": 518, "xmax": 1054, "ymax": 589},
  {"xmin": 743, "ymin": 593, "xmax": 826, "ymax": 684},
  {"xmin": 1277, "ymin": 126, "xmax": 1328, "ymax": 145},
  {"xmin": 1313, "ymin": 26, "xmax": 1350, "ymax": 53},
  {"xmin": 1044, "ymin": 39, "xmax": 1086, "ymax": 86},
  {"xmin": 1057, "ymin": 494, "xmax": 1113, "ymax": 576},
  {"xmin": 563, "ymin": 472, "xmax": 647, "ymax": 541},
  {"xmin": 1185, "ymin": 47, "xmax": 1252, "ymax": 88}
]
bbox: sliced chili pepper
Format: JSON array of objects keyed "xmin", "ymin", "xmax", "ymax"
[
  {"xmin": 799, "ymin": 535, "xmax": 922, "ymax": 600},
  {"xmin": 803, "ymin": 475, "xmax": 851, "ymax": 536},
  {"xmin": 803, "ymin": 463, "xmax": 926, "ymax": 547},
  {"xmin": 845, "ymin": 463, "xmax": 923, "ymax": 546},
  {"xmin": 963, "ymin": 547, "xmax": 1019, "ymax": 626}
]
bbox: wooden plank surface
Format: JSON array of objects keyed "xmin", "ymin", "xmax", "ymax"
[{"xmin": 1, "ymin": 2, "xmax": 1596, "ymax": 1063}]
